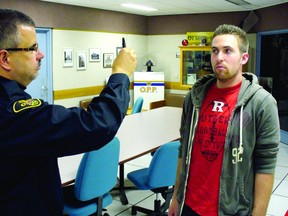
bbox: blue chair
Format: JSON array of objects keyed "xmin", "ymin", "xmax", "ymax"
[
  {"xmin": 62, "ymin": 137, "xmax": 120, "ymax": 216},
  {"xmin": 127, "ymin": 140, "xmax": 180, "ymax": 215},
  {"xmin": 131, "ymin": 96, "xmax": 144, "ymax": 114}
]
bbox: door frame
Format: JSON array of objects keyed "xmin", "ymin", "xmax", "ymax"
[
  {"xmin": 256, "ymin": 29, "xmax": 288, "ymax": 76},
  {"xmin": 36, "ymin": 27, "xmax": 53, "ymax": 104},
  {"xmin": 256, "ymin": 29, "xmax": 288, "ymax": 138}
]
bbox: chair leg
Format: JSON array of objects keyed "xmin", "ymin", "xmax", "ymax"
[
  {"xmin": 131, "ymin": 190, "xmax": 173, "ymax": 216},
  {"xmin": 161, "ymin": 187, "xmax": 173, "ymax": 212},
  {"xmin": 102, "ymin": 208, "xmax": 110, "ymax": 216},
  {"xmin": 154, "ymin": 196, "xmax": 161, "ymax": 213},
  {"xmin": 96, "ymin": 196, "xmax": 103, "ymax": 216},
  {"xmin": 132, "ymin": 205, "xmax": 154, "ymax": 215},
  {"xmin": 131, "ymin": 205, "xmax": 137, "ymax": 215}
]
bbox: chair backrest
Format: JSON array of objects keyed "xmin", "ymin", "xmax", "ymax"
[
  {"xmin": 165, "ymin": 93, "xmax": 186, "ymax": 108},
  {"xmin": 131, "ymin": 96, "xmax": 144, "ymax": 114},
  {"xmin": 147, "ymin": 140, "xmax": 180, "ymax": 188},
  {"xmin": 74, "ymin": 137, "xmax": 120, "ymax": 201},
  {"xmin": 149, "ymin": 100, "xmax": 166, "ymax": 110},
  {"xmin": 79, "ymin": 98, "xmax": 92, "ymax": 110}
]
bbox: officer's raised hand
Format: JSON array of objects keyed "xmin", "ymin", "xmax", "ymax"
[{"xmin": 112, "ymin": 48, "xmax": 137, "ymax": 77}]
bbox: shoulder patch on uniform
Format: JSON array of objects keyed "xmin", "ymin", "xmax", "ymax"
[{"xmin": 13, "ymin": 99, "xmax": 42, "ymax": 113}]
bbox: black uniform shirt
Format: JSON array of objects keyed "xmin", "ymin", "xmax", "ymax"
[{"xmin": 0, "ymin": 74, "xmax": 130, "ymax": 215}]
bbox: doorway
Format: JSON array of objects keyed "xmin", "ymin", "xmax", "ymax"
[
  {"xmin": 26, "ymin": 28, "xmax": 53, "ymax": 104},
  {"xmin": 257, "ymin": 29, "xmax": 288, "ymax": 143}
]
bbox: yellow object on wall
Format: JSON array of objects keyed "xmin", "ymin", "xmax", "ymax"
[{"xmin": 186, "ymin": 32, "xmax": 214, "ymax": 46}]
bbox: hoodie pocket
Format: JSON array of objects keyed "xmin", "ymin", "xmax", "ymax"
[{"xmin": 220, "ymin": 177, "xmax": 251, "ymax": 215}]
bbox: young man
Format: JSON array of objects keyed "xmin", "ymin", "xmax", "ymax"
[
  {"xmin": 0, "ymin": 9, "xmax": 137, "ymax": 215},
  {"xmin": 168, "ymin": 24, "xmax": 280, "ymax": 216}
]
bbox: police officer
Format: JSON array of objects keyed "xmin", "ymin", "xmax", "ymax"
[{"xmin": 0, "ymin": 8, "xmax": 137, "ymax": 215}]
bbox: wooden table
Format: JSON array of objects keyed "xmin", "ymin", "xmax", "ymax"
[{"xmin": 58, "ymin": 106, "xmax": 182, "ymax": 204}]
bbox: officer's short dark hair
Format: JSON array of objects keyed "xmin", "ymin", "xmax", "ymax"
[{"xmin": 0, "ymin": 9, "xmax": 35, "ymax": 49}]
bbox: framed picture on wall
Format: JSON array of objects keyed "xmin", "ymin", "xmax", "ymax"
[
  {"xmin": 63, "ymin": 48, "xmax": 73, "ymax": 67},
  {"xmin": 76, "ymin": 52, "xmax": 87, "ymax": 70},
  {"xmin": 89, "ymin": 48, "xmax": 101, "ymax": 62},
  {"xmin": 103, "ymin": 53, "xmax": 114, "ymax": 68}
]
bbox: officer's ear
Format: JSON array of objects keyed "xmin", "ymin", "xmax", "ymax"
[{"xmin": 0, "ymin": 50, "xmax": 11, "ymax": 71}]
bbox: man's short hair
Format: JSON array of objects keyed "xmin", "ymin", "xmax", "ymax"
[{"xmin": 212, "ymin": 24, "xmax": 249, "ymax": 53}]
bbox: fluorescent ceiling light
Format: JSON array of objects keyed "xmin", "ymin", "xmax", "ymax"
[
  {"xmin": 225, "ymin": 0, "xmax": 251, "ymax": 6},
  {"xmin": 121, "ymin": 3, "xmax": 158, "ymax": 11}
]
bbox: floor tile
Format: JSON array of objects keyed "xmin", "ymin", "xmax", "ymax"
[
  {"xmin": 268, "ymin": 141, "xmax": 288, "ymax": 216},
  {"xmin": 273, "ymin": 178, "xmax": 282, "ymax": 192},
  {"xmin": 126, "ymin": 189, "xmax": 155, "ymax": 205},
  {"xmin": 133, "ymin": 194, "xmax": 166, "ymax": 213},
  {"xmin": 110, "ymin": 189, "xmax": 156, "ymax": 216},
  {"xmin": 274, "ymin": 166, "xmax": 288, "ymax": 180},
  {"xmin": 267, "ymin": 194, "xmax": 288, "ymax": 216},
  {"xmin": 116, "ymin": 208, "xmax": 134, "ymax": 216},
  {"xmin": 105, "ymin": 199, "xmax": 132, "ymax": 216},
  {"xmin": 126, "ymin": 154, "xmax": 152, "ymax": 167},
  {"xmin": 279, "ymin": 143, "xmax": 288, "ymax": 149},
  {"xmin": 274, "ymin": 178, "xmax": 288, "ymax": 197},
  {"xmin": 276, "ymin": 155, "xmax": 288, "ymax": 167},
  {"xmin": 278, "ymin": 147, "xmax": 288, "ymax": 158}
]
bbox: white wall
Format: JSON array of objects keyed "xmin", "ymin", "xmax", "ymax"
[
  {"xmin": 52, "ymin": 30, "xmax": 148, "ymax": 91},
  {"xmin": 146, "ymin": 35, "xmax": 185, "ymax": 82},
  {"xmin": 52, "ymin": 30, "xmax": 148, "ymax": 107},
  {"xmin": 52, "ymin": 29, "xmax": 187, "ymax": 107}
]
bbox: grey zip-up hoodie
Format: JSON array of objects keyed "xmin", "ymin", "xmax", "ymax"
[{"xmin": 177, "ymin": 73, "xmax": 280, "ymax": 215}]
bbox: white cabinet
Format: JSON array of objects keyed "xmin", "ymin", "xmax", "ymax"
[{"xmin": 134, "ymin": 72, "xmax": 165, "ymax": 110}]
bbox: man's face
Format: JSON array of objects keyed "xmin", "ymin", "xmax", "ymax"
[
  {"xmin": 8, "ymin": 25, "xmax": 45, "ymax": 87},
  {"xmin": 211, "ymin": 34, "xmax": 248, "ymax": 87}
]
